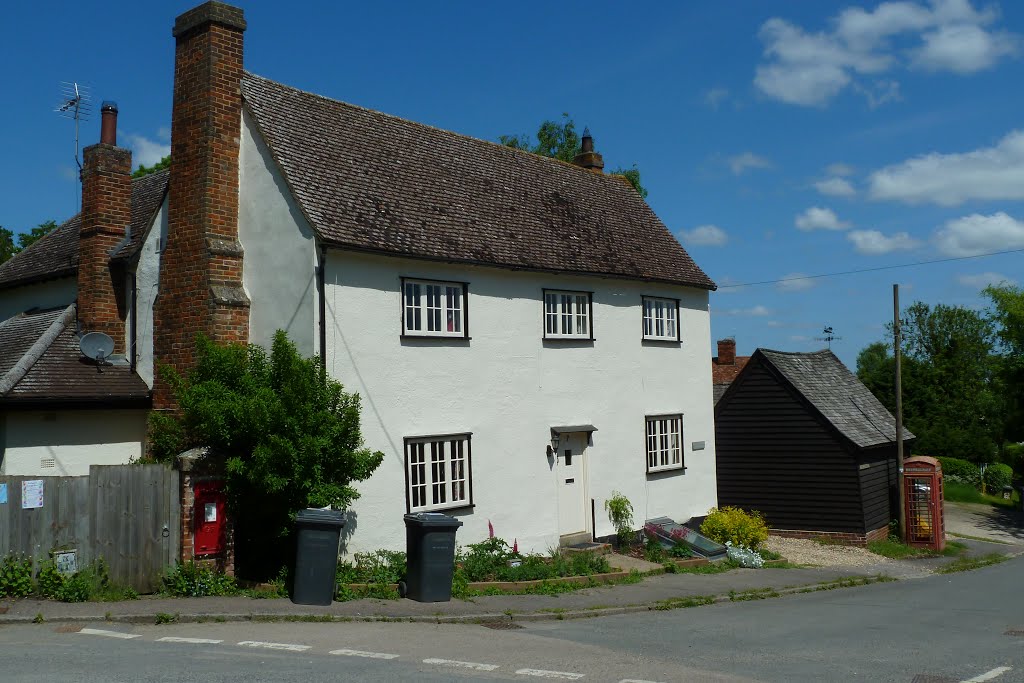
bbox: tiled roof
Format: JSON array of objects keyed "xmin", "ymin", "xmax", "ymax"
[
  {"xmin": 757, "ymin": 348, "xmax": 914, "ymax": 449},
  {"xmin": 0, "ymin": 170, "xmax": 169, "ymax": 290},
  {"xmin": 0, "ymin": 305, "xmax": 150, "ymax": 405},
  {"xmin": 712, "ymin": 356, "xmax": 750, "ymax": 385},
  {"xmin": 241, "ymin": 73, "xmax": 716, "ymax": 289}
]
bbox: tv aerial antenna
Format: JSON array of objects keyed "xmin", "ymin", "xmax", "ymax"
[
  {"xmin": 815, "ymin": 326, "xmax": 842, "ymax": 349},
  {"xmin": 55, "ymin": 81, "xmax": 92, "ymax": 210},
  {"xmin": 79, "ymin": 331, "xmax": 115, "ymax": 368}
]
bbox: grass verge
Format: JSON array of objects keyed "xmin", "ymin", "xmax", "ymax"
[
  {"xmin": 867, "ymin": 539, "xmax": 966, "ymax": 560},
  {"xmin": 935, "ymin": 553, "xmax": 1009, "ymax": 574},
  {"xmin": 946, "ymin": 531, "xmax": 1015, "ymax": 545}
]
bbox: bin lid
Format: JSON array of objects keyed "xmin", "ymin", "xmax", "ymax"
[
  {"xmin": 404, "ymin": 512, "xmax": 464, "ymax": 528},
  {"xmin": 296, "ymin": 508, "xmax": 346, "ymax": 526}
]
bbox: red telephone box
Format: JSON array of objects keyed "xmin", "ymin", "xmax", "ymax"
[
  {"xmin": 903, "ymin": 456, "xmax": 945, "ymax": 551},
  {"xmin": 193, "ymin": 482, "xmax": 226, "ymax": 557}
]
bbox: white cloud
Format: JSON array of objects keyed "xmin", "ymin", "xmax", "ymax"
[
  {"xmin": 766, "ymin": 320, "xmax": 785, "ymax": 328},
  {"xmin": 847, "ymin": 229, "xmax": 921, "ymax": 254},
  {"xmin": 728, "ymin": 152, "xmax": 772, "ymax": 175},
  {"xmin": 795, "ymin": 206, "xmax": 850, "ymax": 231},
  {"xmin": 755, "ymin": 1, "xmax": 1020, "ymax": 107},
  {"xmin": 790, "ymin": 335, "xmax": 811, "ymax": 342},
  {"xmin": 827, "ymin": 163, "xmax": 855, "ymax": 176},
  {"xmin": 957, "ymin": 271, "xmax": 1017, "ymax": 289},
  {"xmin": 678, "ymin": 224, "xmax": 728, "ymax": 247},
  {"xmin": 123, "ymin": 132, "xmax": 171, "ymax": 169},
  {"xmin": 912, "ymin": 23, "xmax": 1020, "ymax": 73},
  {"xmin": 934, "ymin": 211, "xmax": 1024, "ymax": 255},
  {"xmin": 776, "ymin": 273, "xmax": 816, "ymax": 292},
  {"xmin": 814, "ymin": 177, "xmax": 857, "ymax": 197},
  {"xmin": 157, "ymin": 126, "xmax": 171, "ymax": 142},
  {"xmin": 717, "ymin": 305, "xmax": 772, "ymax": 317},
  {"xmin": 704, "ymin": 87, "xmax": 730, "ymax": 109},
  {"xmin": 868, "ymin": 130, "xmax": 1024, "ymax": 205}
]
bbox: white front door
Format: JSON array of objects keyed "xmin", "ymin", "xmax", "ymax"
[{"xmin": 556, "ymin": 433, "xmax": 588, "ymax": 536}]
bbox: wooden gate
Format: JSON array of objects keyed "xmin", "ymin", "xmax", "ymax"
[{"xmin": 0, "ymin": 464, "xmax": 180, "ymax": 593}]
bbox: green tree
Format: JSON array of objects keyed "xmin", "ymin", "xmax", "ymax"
[
  {"xmin": 132, "ymin": 155, "xmax": 170, "ymax": 178},
  {"xmin": 17, "ymin": 220, "xmax": 57, "ymax": 251},
  {"xmin": 148, "ymin": 331, "xmax": 384, "ymax": 578},
  {"xmin": 500, "ymin": 114, "xmax": 648, "ymax": 198},
  {"xmin": 984, "ymin": 284, "xmax": 1024, "ymax": 444},
  {"xmin": 0, "ymin": 227, "xmax": 16, "ymax": 265}
]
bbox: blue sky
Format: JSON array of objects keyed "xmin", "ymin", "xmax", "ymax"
[{"xmin": 2, "ymin": 0, "xmax": 1022, "ymax": 368}]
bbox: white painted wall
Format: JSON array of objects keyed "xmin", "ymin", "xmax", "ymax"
[
  {"xmin": 0, "ymin": 410, "xmax": 148, "ymax": 476},
  {"xmin": 128, "ymin": 197, "xmax": 167, "ymax": 387},
  {"xmin": 324, "ymin": 251, "xmax": 718, "ymax": 555},
  {"xmin": 238, "ymin": 109, "xmax": 318, "ymax": 356},
  {"xmin": 0, "ymin": 278, "xmax": 76, "ymax": 323}
]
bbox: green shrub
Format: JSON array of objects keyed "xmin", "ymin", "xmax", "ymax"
[
  {"xmin": 0, "ymin": 555, "xmax": 33, "ymax": 598},
  {"xmin": 669, "ymin": 541, "xmax": 693, "ymax": 558},
  {"xmin": 936, "ymin": 456, "xmax": 981, "ymax": 489},
  {"xmin": 162, "ymin": 561, "xmax": 238, "ymax": 597},
  {"xmin": 604, "ymin": 492, "xmax": 635, "ymax": 547},
  {"xmin": 643, "ymin": 536, "xmax": 666, "ymax": 563},
  {"xmin": 700, "ymin": 507, "xmax": 769, "ymax": 550},
  {"xmin": 36, "ymin": 561, "xmax": 66, "ymax": 599},
  {"xmin": 984, "ymin": 462, "xmax": 1013, "ymax": 492}
]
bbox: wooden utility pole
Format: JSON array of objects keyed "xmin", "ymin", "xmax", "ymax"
[{"xmin": 894, "ymin": 284, "xmax": 906, "ymax": 542}]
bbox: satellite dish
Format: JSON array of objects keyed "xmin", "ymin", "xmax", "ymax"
[{"xmin": 79, "ymin": 331, "xmax": 115, "ymax": 364}]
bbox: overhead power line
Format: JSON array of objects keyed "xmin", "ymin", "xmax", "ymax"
[{"xmin": 717, "ymin": 247, "xmax": 1024, "ymax": 289}]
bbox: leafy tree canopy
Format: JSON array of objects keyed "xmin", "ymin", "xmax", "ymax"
[
  {"xmin": 0, "ymin": 220, "xmax": 58, "ymax": 266},
  {"xmin": 0, "ymin": 227, "xmax": 16, "ymax": 266},
  {"xmin": 148, "ymin": 331, "xmax": 384, "ymax": 576},
  {"xmin": 132, "ymin": 155, "xmax": 170, "ymax": 178},
  {"xmin": 500, "ymin": 114, "xmax": 648, "ymax": 198}
]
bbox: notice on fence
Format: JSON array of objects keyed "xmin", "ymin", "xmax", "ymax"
[
  {"xmin": 0, "ymin": 483, "xmax": 6, "ymax": 504},
  {"xmin": 22, "ymin": 480, "xmax": 44, "ymax": 509}
]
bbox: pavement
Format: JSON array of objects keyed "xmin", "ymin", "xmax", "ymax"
[
  {"xmin": 2, "ymin": 536, "xmax": 1021, "ymax": 628},
  {"xmin": 944, "ymin": 499, "xmax": 1024, "ymax": 543}
]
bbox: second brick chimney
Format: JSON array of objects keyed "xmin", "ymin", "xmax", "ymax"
[
  {"xmin": 716, "ymin": 338, "xmax": 736, "ymax": 365},
  {"xmin": 154, "ymin": 1, "xmax": 250, "ymax": 407},
  {"xmin": 78, "ymin": 101, "xmax": 131, "ymax": 353},
  {"xmin": 573, "ymin": 128, "xmax": 604, "ymax": 173}
]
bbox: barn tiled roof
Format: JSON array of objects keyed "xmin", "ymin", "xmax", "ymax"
[
  {"xmin": 241, "ymin": 73, "xmax": 716, "ymax": 289},
  {"xmin": 757, "ymin": 348, "xmax": 914, "ymax": 449},
  {"xmin": 0, "ymin": 170, "xmax": 169, "ymax": 290},
  {"xmin": 0, "ymin": 305, "xmax": 150, "ymax": 405}
]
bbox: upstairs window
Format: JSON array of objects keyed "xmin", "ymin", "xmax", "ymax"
[
  {"xmin": 642, "ymin": 297, "xmax": 680, "ymax": 342},
  {"xmin": 405, "ymin": 434, "xmax": 473, "ymax": 512},
  {"xmin": 402, "ymin": 278, "xmax": 467, "ymax": 338},
  {"xmin": 646, "ymin": 414, "xmax": 683, "ymax": 473},
  {"xmin": 543, "ymin": 290, "xmax": 592, "ymax": 339}
]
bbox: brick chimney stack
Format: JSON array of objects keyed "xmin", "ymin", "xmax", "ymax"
[
  {"xmin": 717, "ymin": 338, "xmax": 736, "ymax": 365},
  {"xmin": 573, "ymin": 127, "xmax": 604, "ymax": 173},
  {"xmin": 154, "ymin": 1, "xmax": 250, "ymax": 407},
  {"xmin": 78, "ymin": 101, "xmax": 130, "ymax": 352}
]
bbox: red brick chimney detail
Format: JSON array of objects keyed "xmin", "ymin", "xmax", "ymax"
[
  {"xmin": 155, "ymin": 2, "xmax": 250, "ymax": 408},
  {"xmin": 717, "ymin": 338, "xmax": 736, "ymax": 365},
  {"xmin": 78, "ymin": 102, "xmax": 130, "ymax": 353}
]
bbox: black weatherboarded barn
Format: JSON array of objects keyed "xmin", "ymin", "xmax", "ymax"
[{"xmin": 714, "ymin": 349, "xmax": 914, "ymax": 545}]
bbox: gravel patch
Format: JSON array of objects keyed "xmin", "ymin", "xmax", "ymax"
[{"xmin": 765, "ymin": 536, "xmax": 891, "ymax": 568}]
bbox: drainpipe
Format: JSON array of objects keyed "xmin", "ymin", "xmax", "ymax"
[
  {"xmin": 318, "ymin": 246, "xmax": 327, "ymax": 374},
  {"xmin": 130, "ymin": 272, "xmax": 137, "ymax": 371}
]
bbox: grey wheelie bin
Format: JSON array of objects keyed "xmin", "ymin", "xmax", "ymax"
[
  {"xmin": 291, "ymin": 508, "xmax": 345, "ymax": 606},
  {"xmin": 401, "ymin": 512, "xmax": 463, "ymax": 602}
]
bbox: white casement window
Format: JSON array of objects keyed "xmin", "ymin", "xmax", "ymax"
[
  {"xmin": 402, "ymin": 278, "xmax": 467, "ymax": 337},
  {"xmin": 543, "ymin": 290, "xmax": 592, "ymax": 339},
  {"xmin": 642, "ymin": 297, "xmax": 679, "ymax": 342},
  {"xmin": 646, "ymin": 415, "xmax": 683, "ymax": 473},
  {"xmin": 405, "ymin": 434, "xmax": 472, "ymax": 512}
]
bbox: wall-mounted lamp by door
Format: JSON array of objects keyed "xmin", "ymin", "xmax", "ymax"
[{"xmin": 546, "ymin": 430, "xmax": 561, "ymax": 458}]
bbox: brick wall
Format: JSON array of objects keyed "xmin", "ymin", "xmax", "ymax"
[
  {"xmin": 78, "ymin": 143, "xmax": 131, "ymax": 353},
  {"xmin": 154, "ymin": 1, "xmax": 250, "ymax": 407},
  {"xmin": 770, "ymin": 524, "xmax": 890, "ymax": 547}
]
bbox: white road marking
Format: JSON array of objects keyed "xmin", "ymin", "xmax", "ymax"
[
  {"xmin": 329, "ymin": 648, "xmax": 400, "ymax": 660},
  {"xmin": 156, "ymin": 636, "xmax": 224, "ymax": 644},
  {"xmin": 78, "ymin": 628, "xmax": 141, "ymax": 640},
  {"xmin": 962, "ymin": 667, "xmax": 1013, "ymax": 683},
  {"xmin": 619, "ymin": 680, "xmax": 665, "ymax": 683},
  {"xmin": 423, "ymin": 657, "xmax": 500, "ymax": 671},
  {"xmin": 236, "ymin": 640, "xmax": 311, "ymax": 652},
  {"xmin": 515, "ymin": 669, "xmax": 585, "ymax": 680}
]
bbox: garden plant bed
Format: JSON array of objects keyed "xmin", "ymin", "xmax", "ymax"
[{"xmin": 346, "ymin": 570, "xmax": 635, "ymax": 596}]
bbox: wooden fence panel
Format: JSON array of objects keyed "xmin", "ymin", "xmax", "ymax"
[{"xmin": 0, "ymin": 465, "xmax": 179, "ymax": 593}]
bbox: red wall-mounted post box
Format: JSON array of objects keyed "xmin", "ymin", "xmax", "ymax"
[{"xmin": 193, "ymin": 481, "xmax": 226, "ymax": 557}]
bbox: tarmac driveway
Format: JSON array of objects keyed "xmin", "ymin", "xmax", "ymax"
[{"xmin": 945, "ymin": 499, "xmax": 1024, "ymax": 543}]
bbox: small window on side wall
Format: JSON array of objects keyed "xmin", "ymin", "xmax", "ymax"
[
  {"xmin": 405, "ymin": 433, "xmax": 473, "ymax": 512},
  {"xmin": 642, "ymin": 297, "xmax": 680, "ymax": 342},
  {"xmin": 543, "ymin": 290, "xmax": 592, "ymax": 339},
  {"xmin": 646, "ymin": 414, "xmax": 684, "ymax": 473},
  {"xmin": 402, "ymin": 278, "xmax": 468, "ymax": 338}
]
